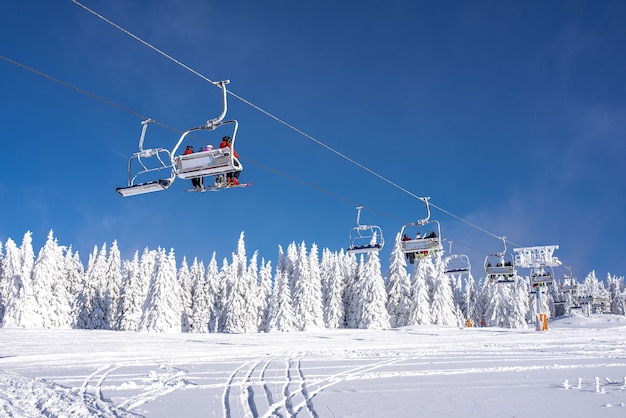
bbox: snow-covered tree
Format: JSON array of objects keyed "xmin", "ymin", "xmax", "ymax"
[
  {"xmin": 357, "ymin": 250, "xmax": 390, "ymax": 329},
  {"xmin": 385, "ymin": 236, "xmax": 411, "ymax": 328},
  {"xmin": 31, "ymin": 230, "xmax": 72, "ymax": 328},
  {"xmin": 178, "ymin": 257, "xmax": 192, "ymax": 332},
  {"xmin": 140, "ymin": 248, "xmax": 182, "ymax": 332},
  {"xmin": 104, "ymin": 240, "xmax": 123, "ymax": 329},
  {"xmin": 342, "ymin": 251, "xmax": 360, "ymax": 328},
  {"xmin": 408, "ymin": 258, "xmax": 432, "ymax": 325},
  {"xmin": 266, "ymin": 267, "xmax": 297, "ymax": 332},
  {"xmin": 607, "ymin": 274, "xmax": 625, "ymax": 315},
  {"xmin": 205, "ymin": 253, "xmax": 222, "ymax": 333},
  {"xmin": 222, "ymin": 233, "xmax": 258, "ymax": 333},
  {"xmin": 462, "ymin": 273, "xmax": 478, "ymax": 326},
  {"xmin": 117, "ymin": 251, "xmax": 144, "ymax": 331},
  {"xmin": 189, "ymin": 257, "xmax": 208, "ymax": 333},
  {"xmin": 1, "ymin": 238, "xmax": 32, "ymax": 328},
  {"xmin": 257, "ymin": 258, "xmax": 273, "ymax": 331},
  {"xmin": 63, "ymin": 246, "xmax": 84, "ymax": 328},
  {"xmin": 429, "ymin": 256, "xmax": 456, "ymax": 326},
  {"xmin": 291, "ymin": 242, "xmax": 324, "ymax": 330},
  {"xmin": 265, "ymin": 246, "xmax": 296, "ymax": 332},
  {"xmin": 322, "ymin": 249, "xmax": 345, "ymax": 329}
]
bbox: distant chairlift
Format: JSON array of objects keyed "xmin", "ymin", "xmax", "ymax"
[
  {"xmin": 346, "ymin": 206, "xmax": 384, "ymax": 254},
  {"xmin": 484, "ymin": 236, "xmax": 516, "ymax": 284},
  {"xmin": 116, "ymin": 119, "xmax": 175, "ymax": 197},
  {"xmin": 559, "ymin": 266, "xmax": 578, "ymax": 293},
  {"xmin": 399, "ymin": 197, "xmax": 443, "ymax": 264},
  {"xmin": 444, "ymin": 241, "xmax": 471, "ymax": 276},
  {"xmin": 530, "ymin": 264, "xmax": 554, "ymax": 289}
]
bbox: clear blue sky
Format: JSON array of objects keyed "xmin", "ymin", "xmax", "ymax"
[{"xmin": 1, "ymin": 0, "xmax": 625, "ymax": 280}]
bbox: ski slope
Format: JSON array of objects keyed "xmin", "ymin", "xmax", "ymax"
[{"xmin": 1, "ymin": 314, "xmax": 625, "ymax": 417}]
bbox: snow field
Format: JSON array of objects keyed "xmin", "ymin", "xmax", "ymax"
[{"xmin": 1, "ymin": 316, "xmax": 625, "ymax": 417}]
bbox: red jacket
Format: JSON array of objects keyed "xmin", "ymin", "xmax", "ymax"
[{"xmin": 220, "ymin": 140, "xmax": 239, "ymax": 159}]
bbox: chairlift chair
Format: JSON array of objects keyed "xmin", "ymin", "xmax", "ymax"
[
  {"xmin": 530, "ymin": 264, "xmax": 554, "ymax": 288},
  {"xmin": 484, "ymin": 236, "xmax": 516, "ymax": 284},
  {"xmin": 443, "ymin": 242, "xmax": 471, "ymax": 275},
  {"xmin": 559, "ymin": 266, "xmax": 578, "ymax": 292},
  {"xmin": 116, "ymin": 119, "xmax": 176, "ymax": 197},
  {"xmin": 399, "ymin": 197, "xmax": 443, "ymax": 263},
  {"xmin": 346, "ymin": 206, "xmax": 384, "ymax": 254},
  {"xmin": 171, "ymin": 80, "xmax": 243, "ymax": 183},
  {"xmin": 444, "ymin": 254, "xmax": 471, "ymax": 275}
]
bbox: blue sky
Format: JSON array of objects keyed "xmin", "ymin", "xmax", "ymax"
[{"xmin": 1, "ymin": 0, "xmax": 625, "ymax": 280}]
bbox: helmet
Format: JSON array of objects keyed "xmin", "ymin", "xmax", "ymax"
[{"xmin": 222, "ymin": 136, "xmax": 231, "ymax": 142}]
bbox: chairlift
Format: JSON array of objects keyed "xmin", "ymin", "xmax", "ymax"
[
  {"xmin": 484, "ymin": 236, "xmax": 516, "ymax": 284},
  {"xmin": 346, "ymin": 206, "xmax": 384, "ymax": 254},
  {"xmin": 172, "ymin": 80, "xmax": 243, "ymax": 185},
  {"xmin": 399, "ymin": 197, "xmax": 443, "ymax": 264},
  {"xmin": 559, "ymin": 266, "xmax": 578, "ymax": 292},
  {"xmin": 116, "ymin": 119, "xmax": 175, "ymax": 197},
  {"xmin": 443, "ymin": 241, "xmax": 471, "ymax": 276},
  {"xmin": 117, "ymin": 80, "xmax": 245, "ymax": 196},
  {"xmin": 530, "ymin": 264, "xmax": 554, "ymax": 288}
]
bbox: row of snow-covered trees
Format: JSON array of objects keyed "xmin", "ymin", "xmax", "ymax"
[{"xmin": 0, "ymin": 230, "xmax": 624, "ymax": 332}]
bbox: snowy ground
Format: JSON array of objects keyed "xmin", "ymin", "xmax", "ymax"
[{"xmin": 1, "ymin": 315, "xmax": 625, "ymax": 418}]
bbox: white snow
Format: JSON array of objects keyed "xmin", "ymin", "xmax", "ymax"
[{"xmin": 1, "ymin": 314, "xmax": 625, "ymax": 417}]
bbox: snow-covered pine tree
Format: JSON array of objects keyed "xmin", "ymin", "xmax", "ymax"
[
  {"xmin": 291, "ymin": 242, "xmax": 324, "ymax": 330},
  {"xmin": 483, "ymin": 280, "xmax": 514, "ymax": 327},
  {"xmin": 116, "ymin": 251, "xmax": 143, "ymax": 331},
  {"xmin": 266, "ymin": 267, "xmax": 297, "ymax": 332},
  {"xmin": 508, "ymin": 279, "xmax": 529, "ymax": 328},
  {"xmin": 462, "ymin": 272, "xmax": 478, "ymax": 326},
  {"xmin": 322, "ymin": 249, "xmax": 345, "ymax": 328},
  {"xmin": 222, "ymin": 233, "xmax": 257, "ymax": 333},
  {"xmin": 64, "ymin": 247, "xmax": 84, "ymax": 328},
  {"xmin": 140, "ymin": 248, "xmax": 182, "ymax": 332},
  {"xmin": 307, "ymin": 244, "xmax": 325, "ymax": 328},
  {"xmin": 408, "ymin": 258, "xmax": 432, "ymax": 325},
  {"xmin": 257, "ymin": 258, "xmax": 273, "ymax": 332},
  {"xmin": 429, "ymin": 256, "xmax": 456, "ymax": 326},
  {"xmin": 385, "ymin": 235, "xmax": 411, "ymax": 328},
  {"xmin": 1, "ymin": 238, "xmax": 29, "ymax": 327},
  {"xmin": 342, "ymin": 251, "xmax": 360, "ymax": 328},
  {"xmin": 178, "ymin": 257, "xmax": 192, "ymax": 332},
  {"xmin": 607, "ymin": 274, "xmax": 625, "ymax": 315},
  {"xmin": 104, "ymin": 240, "xmax": 122, "ymax": 329},
  {"xmin": 74, "ymin": 245, "xmax": 98, "ymax": 329},
  {"xmin": 31, "ymin": 230, "xmax": 72, "ymax": 328},
  {"xmin": 357, "ymin": 250, "xmax": 390, "ymax": 329},
  {"xmin": 86, "ymin": 243, "xmax": 109, "ymax": 329},
  {"xmin": 16, "ymin": 232, "xmax": 37, "ymax": 327},
  {"xmin": 283, "ymin": 241, "xmax": 296, "ymax": 288},
  {"xmin": 245, "ymin": 251, "xmax": 262, "ymax": 332},
  {"xmin": 189, "ymin": 257, "xmax": 208, "ymax": 333},
  {"xmin": 205, "ymin": 253, "xmax": 221, "ymax": 333},
  {"xmin": 0, "ymin": 240, "xmax": 4, "ymax": 322}
]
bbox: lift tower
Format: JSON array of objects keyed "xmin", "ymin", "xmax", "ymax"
[{"xmin": 513, "ymin": 245, "xmax": 561, "ymax": 331}]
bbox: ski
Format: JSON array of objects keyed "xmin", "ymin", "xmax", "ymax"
[{"xmin": 185, "ymin": 182, "xmax": 252, "ymax": 192}]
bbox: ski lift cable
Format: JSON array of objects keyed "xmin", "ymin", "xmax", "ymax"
[
  {"xmin": 72, "ymin": 0, "xmax": 525, "ymax": 250},
  {"xmin": 0, "ymin": 55, "xmax": 183, "ymax": 137}
]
